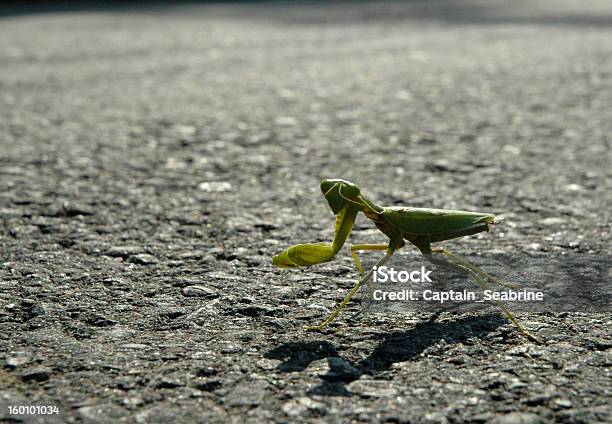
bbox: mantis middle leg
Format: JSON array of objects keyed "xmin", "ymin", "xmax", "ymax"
[
  {"xmin": 350, "ymin": 244, "xmax": 389, "ymax": 274},
  {"xmin": 304, "ymin": 249, "xmax": 395, "ymax": 332},
  {"xmin": 351, "ymin": 243, "xmax": 389, "ymax": 300}
]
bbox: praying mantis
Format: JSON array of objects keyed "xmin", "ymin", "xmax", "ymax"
[{"xmin": 272, "ymin": 179, "xmax": 540, "ymax": 343}]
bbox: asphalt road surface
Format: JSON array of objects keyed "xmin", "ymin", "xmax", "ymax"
[{"xmin": 1, "ymin": 1, "xmax": 610, "ymax": 423}]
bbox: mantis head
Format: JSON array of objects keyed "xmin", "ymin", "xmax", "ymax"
[{"xmin": 320, "ymin": 179, "xmax": 361, "ymax": 214}]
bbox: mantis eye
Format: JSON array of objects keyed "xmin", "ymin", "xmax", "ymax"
[
  {"xmin": 320, "ymin": 179, "xmax": 361, "ymax": 214},
  {"xmin": 339, "ymin": 182, "xmax": 360, "ymax": 200}
]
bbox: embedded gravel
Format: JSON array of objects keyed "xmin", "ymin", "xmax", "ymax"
[{"xmin": 0, "ymin": 1, "xmax": 610, "ymax": 423}]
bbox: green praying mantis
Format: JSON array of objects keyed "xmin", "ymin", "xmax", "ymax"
[{"xmin": 272, "ymin": 179, "xmax": 540, "ymax": 343}]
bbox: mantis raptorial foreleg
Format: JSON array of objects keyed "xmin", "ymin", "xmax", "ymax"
[
  {"xmin": 272, "ymin": 206, "xmax": 360, "ymax": 268},
  {"xmin": 304, "ymin": 250, "xmax": 395, "ymax": 332},
  {"xmin": 429, "ymin": 247, "xmax": 540, "ymax": 343}
]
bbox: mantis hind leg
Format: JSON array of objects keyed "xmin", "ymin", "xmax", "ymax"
[
  {"xmin": 429, "ymin": 247, "xmax": 541, "ymax": 344},
  {"xmin": 305, "ymin": 249, "xmax": 395, "ymax": 332},
  {"xmin": 432, "ymin": 247, "xmax": 519, "ymax": 289}
]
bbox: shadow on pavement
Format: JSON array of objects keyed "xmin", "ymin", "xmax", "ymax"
[
  {"xmin": 265, "ymin": 313, "xmax": 506, "ymax": 396},
  {"xmin": 265, "ymin": 340, "xmax": 340, "ymax": 372}
]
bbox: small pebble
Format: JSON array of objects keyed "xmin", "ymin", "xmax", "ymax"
[
  {"xmin": 6, "ymin": 356, "xmax": 30, "ymax": 369},
  {"xmin": 181, "ymin": 285, "xmax": 219, "ymax": 298},
  {"xmin": 78, "ymin": 404, "xmax": 128, "ymax": 423},
  {"xmin": 541, "ymin": 217, "xmax": 565, "ymax": 226},
  {"xmin": 198, "ymin": 181, "xmax": 232, "ymax": 192},
  {"xmin": 105, "ymin": 245, "xmax": 142, "ymax": 258},
  {"xmin": 525, "ymin": 393, "xmax": 551, "ymax": 405},
  {"xmin": 128, "ymin": 254, "xmax": 158, "ymax": 265},
  {"xmin": 282, "ymin": 397, "xmax": 326, "ymax": 418},
  {"xmin": 554, "ymin": 398, "xmax": 573, "ymax": 409},
  {"xmin": 275, "ymin": 116, "xmax": 298, "ymax": 126},
  {"xmin": 157, "ymin": 377, "xmax": 183, "ymax": 389},
  {"xmin": 221, "ymin": 345, "xmax": 243, "ymax": 354},
  {"xmin": 489, "ymin": 412, "xmax": 545, "ymax": 424},
  {"xmin": 196, "ymin": 367, "xmax": 218, "ymax": 377},
  {"xmin": 347, "ymin": 378, "xmax": 397, "ymax": 398},
  {"xmin": 194, "ymin": 378, "xmax": 221, "ymax": 391},
  {"xmin": 62, "ymin": 202, "xmax": 94, "ymax": 216},
  {"xmin": 21, "ymin": 367, "xmax": 51, "ymax": 382},
  {"xmin": 122, "ymin": 343, "xmax": 149, "ymax": 350},
  {"xmin": 526, "ymin": 243, "xmax": 545, "ymax": 251},
  {"xmin": 324, "ymin": 357, "xmax": 361, "ymax": 381}
]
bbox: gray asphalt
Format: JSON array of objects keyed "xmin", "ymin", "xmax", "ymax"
[{"xmin": 1, "ymin": 1, "xmax": 610, "ymax": 423}]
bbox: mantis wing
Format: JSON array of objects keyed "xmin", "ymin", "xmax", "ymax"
[{"xmin": 383, "ymin": 207, "xmax": 495, "ymax": 235}]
